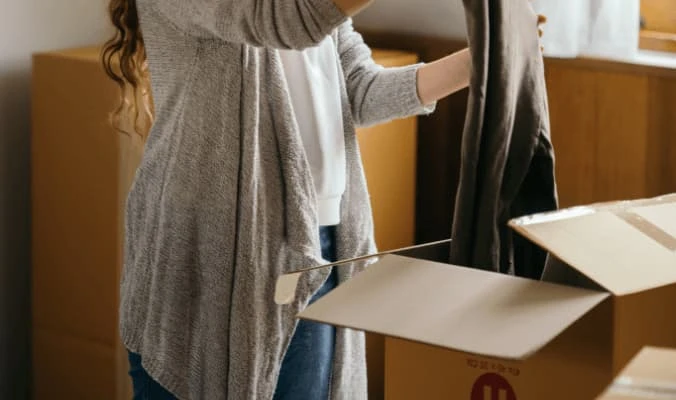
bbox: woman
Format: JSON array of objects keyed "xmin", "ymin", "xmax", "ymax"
[{"xmin": 102, "ymin": 1, "xmax": 530, "ymax": 399}]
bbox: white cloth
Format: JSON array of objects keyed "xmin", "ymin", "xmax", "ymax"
[
  {"xmin": 531, "ymin": 0, "xmax": 640, "ymax": 59},
  {"xmin": 280, "ymin": 36, "xmax": 346, "ymax": 226}
]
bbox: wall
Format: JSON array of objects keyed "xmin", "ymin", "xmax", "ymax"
[
  {"xmin": 354, "ymin": 0, "xmax": 467, "ymax": 39},
  {"xmin": 0, "ymin": 0, "xmax": 111, "ymax": 397}
]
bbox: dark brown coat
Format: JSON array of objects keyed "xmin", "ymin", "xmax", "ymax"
[{"xmin": 450, "ymin": 0, "xmax": 558, "ymax": 279}]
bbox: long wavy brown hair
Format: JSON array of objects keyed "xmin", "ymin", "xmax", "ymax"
[{"xmin": 101, "ymin": 0, "xmax": 154, "ymax": 138}]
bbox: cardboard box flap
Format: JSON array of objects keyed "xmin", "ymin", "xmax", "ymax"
[
  {"xmin": 510, "ymin": 195, "xmax": 676, "ymax": 296},
  {"xmin": 299, "ymin": 255, "xmax": 609, "ymax": 360}
]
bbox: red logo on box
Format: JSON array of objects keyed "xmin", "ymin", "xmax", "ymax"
[{"xmin": 470, "ymin": 373, "xmax": 517, "ymax": 400}]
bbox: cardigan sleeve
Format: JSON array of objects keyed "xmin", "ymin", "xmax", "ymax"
[
  {"xmin": 148, "ymin": 0, "xmax": 347, "ymax": 49},
  {"xmin": 336, "ymin": 20, "xmax": 436, "ymax": 127}
]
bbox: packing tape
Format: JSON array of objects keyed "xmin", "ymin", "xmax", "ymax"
[
  {"xmin": 615, "ymin": 209, "xmax": 676, "ymax": 252},
  {"xmin": 511, "ymin": 194, "xmax": 676, "ymax": 251},
  {"xmin": 511, "ymin": 194, "xmax": 676, "ymax": 228}
]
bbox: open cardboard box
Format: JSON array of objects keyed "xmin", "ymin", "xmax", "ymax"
[
  {"xmin": 597, "ymin": 346, "xmax": 676, "ymax": 400},
  {"xmin": 298, "ymin": 194, "xmax": 676, "ymax": 399}
]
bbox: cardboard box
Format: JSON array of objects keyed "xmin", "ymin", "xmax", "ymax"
[
  {"xmin": 597, "ymin": 346, "xmax": 676, "ymax": 399},
  {"xmin": 299, "ymin": 194, "xmax": 676, "ymax": 399},
  {"xmin": 32, "ymin": 47, "xmax": 130, "ymax": 400}
]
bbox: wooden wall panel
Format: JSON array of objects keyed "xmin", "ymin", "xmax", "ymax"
[
  {"xmin": 547, "ymin": 67, "xmax": 652, "ymax": 207},
  {"xmin": 546, "ymin": 57, "xmax": 675, "ymax": 208},
  {"xmin": 545, "ymin": 66, "xmax": 597, "ymax": 207},
  {"xmin": 593, "ymin": 73, "xmax": 649, "ymax": 202},
  {"xmin": 647, "ymin": 77, "xmax": 676, "ymax": 196}
]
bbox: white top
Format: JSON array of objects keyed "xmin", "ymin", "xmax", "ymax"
[{"xmin": 279, "ymin": 36, "xmax": 346, "ymax": 226}]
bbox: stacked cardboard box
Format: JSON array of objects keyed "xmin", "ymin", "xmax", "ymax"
[
  {"xmin": 597, "ymin": 346, "xmax": 676, "ymax": 399},
  {"xmin": 299, "ymin": 194, "xmax": 676, "ymax": 399}
]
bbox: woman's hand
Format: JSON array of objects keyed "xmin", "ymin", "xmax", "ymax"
[
  {"xmin": 538, "ymin": 14, "xmax": 547, "ymax": 52},
  {"xmin": 416, "ymin": 11, "xmax": 548, "ymax": 105}
]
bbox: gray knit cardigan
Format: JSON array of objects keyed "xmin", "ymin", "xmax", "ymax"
[{"xmin": 121, "ymin": 1, "xmax": 433, "ymax": 399}]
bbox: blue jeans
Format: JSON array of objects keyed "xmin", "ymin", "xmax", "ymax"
[
  {"xmin": 273, "ymin": 226, "xmax": 338, "ymax": 400},
  {"xmin": 127, "ymin": 351, "xmax": 176, "ymax": 399},
  {"xmin": 127, "ymin": 226, "xmax": 338, "ymax": 400}
]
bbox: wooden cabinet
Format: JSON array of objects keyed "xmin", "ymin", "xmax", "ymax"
[
  {"xmin": 31, "ymin": 47, "xmax": 418, "ymax": 399},
  {"xmin": 545, "ymin": 55, "xmax": 676, "ymax": 207}
]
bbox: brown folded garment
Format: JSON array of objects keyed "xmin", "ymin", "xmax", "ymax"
[{"xmin": 450, "ymin": 0, "xmax": 558, "ymax": 279}]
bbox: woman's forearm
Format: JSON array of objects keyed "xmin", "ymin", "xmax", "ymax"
[
  {"xmin": 333, "ymin": 0, "xmax": 374, "ymax": 16},
  {"xmin": 417, "ymin": 48, "xmax": 472, "ymax": 106}
]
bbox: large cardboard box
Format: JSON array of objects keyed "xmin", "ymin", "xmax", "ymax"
[
  {"xmin": 299, "ymin": 194, "xmax": 676, "ymax": 400},
  {"xmin": 597, "ymin": 346, "xmax": 676, "ymax": 399}
]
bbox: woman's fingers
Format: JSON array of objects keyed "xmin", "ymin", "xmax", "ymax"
[{"xmin": 537, "ymin": 14, "xmax": 546, "ymax": 52}]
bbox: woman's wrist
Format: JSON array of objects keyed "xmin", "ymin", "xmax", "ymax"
[
  {"xmin": 417, "ymin": 48, "xmax": 472, "ymax": 106},
  {"xmin": 333, "ymin": 0, "xmax": 374, "ymax": 16}
]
